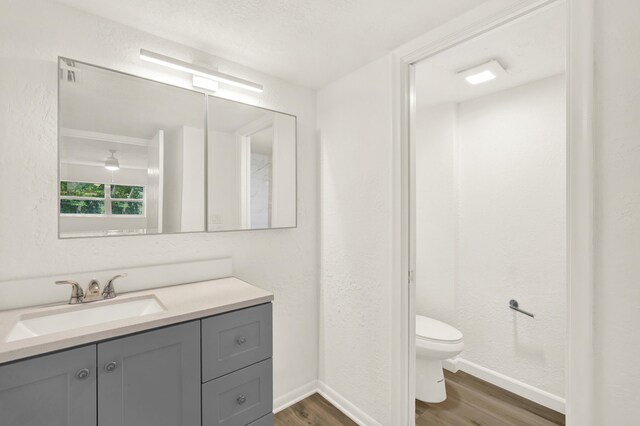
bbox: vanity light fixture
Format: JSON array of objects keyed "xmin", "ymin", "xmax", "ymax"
[
  {"xmin": 458, "ymin": 60, "xmax": 507, "ymax": 85},
  {"xmin": 192, "ymin": 75, "xmax": 219, "ymax": 92},
  {"xmin": 139, "ymin": 49, "xmax": 263, "ymax": 93},
  {"xmin": 104, "ymin": 150, "xmax": 120, "ymax": 171}
]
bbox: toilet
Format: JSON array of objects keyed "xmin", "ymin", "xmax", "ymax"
[{"xmin": 415, "ymin": 315, "xmax": 464, "ymax": 403}]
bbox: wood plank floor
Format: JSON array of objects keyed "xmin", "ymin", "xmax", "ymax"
[
  {"xmin": 275, "ymin": 371, "xmax": 565, "ymax": 426},
  {"xmin": 275, "ymin": 393, "xmax": 357, "ymax": 425},
  {"xmin": 416, "ymin": 371, "xmax": 565, "ymax": 426}
]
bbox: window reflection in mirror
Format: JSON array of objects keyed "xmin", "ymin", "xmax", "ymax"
[
  {"xmin": 207, "ymin": 96, "xmax": 296, "ymax": 231},
  {"xmin": 58, "ymin": 59, "xmax": 206, "ymax": 238}
]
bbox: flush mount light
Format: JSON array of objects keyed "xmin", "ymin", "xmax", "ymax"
[
  {"xmin": 105, "ymin": 150, "xmax": 120, "ymax": 171},
  {"xmin": 140, "ymin": 49, "xmax": 263, "ymax": 93},
  {"xmin": 458, "ymin": 60, "xmax": 507, "ymax": 85},
  {"xmin": 192, "ymin": 75, "xmax": 219, "ymax": 92}
]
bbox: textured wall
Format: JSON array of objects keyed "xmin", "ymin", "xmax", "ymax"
[
  {"xmin": 317, "ymin": 55, "xmax": 394, "ymax": 425},
  {"xmin": 415, "ymin": 103, "xmax": 458, "ymax": 325},
  {"xmin": 594, "ymin": 0, "xmax": 640, "ymax": 423},
  {"xmin": 415, "ymin": 76, "xmax": 566, "ymax": 398},
  {"xmin": 0, "ymin": 0, "xmax": 318, "ymax": 403},
  {"xmin": 459, "ymin": 75, "xmax": 566, "ymax": 397}
]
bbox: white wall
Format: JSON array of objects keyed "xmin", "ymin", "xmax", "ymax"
[
  {"xmin": 208, "ymin": 130, "xmax": 241, "ymax": 230},
  {"xmin": 415, "ymin": 103, "xmax": 458, "ymax": 325},
  {"xmin": 0, "ymin": 0, "xmax": 318, "ymax": 405},
  {"xmin": 594, "ymin": 0, "xmax": 640, "ymax": 423},
  {"xmin": 317, "ymin": 55, "xmax": 394, "ymax": 425},
  {"xmin": 179, "ymin": 126, "xmax": 205, "ymax": 232},
  {"xmin": 162, "ymin": 126, "xmax": 185, "ymax": 233},
  {"xmin": 416, "ymin": 75, "xmax": 566, "ymax": 397}
]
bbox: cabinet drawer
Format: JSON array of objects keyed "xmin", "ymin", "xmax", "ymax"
[
  {"xmin": 202, "ymin": 303, "xmax": 272, "ymax": 381},
  {"xmin": 202, "ymin": 358, "xmax": 273, "ymax": 426},
  {"xmin": 247, "ymin": 413, "xmax": 274, "ymax": 426}
]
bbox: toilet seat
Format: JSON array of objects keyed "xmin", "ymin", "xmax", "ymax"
[{"xmin": 416, "ymin": 315, "xmax": 463, "ymax": 344}]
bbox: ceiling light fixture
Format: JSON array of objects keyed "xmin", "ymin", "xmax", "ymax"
[
  {"xmin": 104, "ymin": 150, "xmax": 120, "ymax": 171},
  {"xmin": 140, "ymin": 49, "xmax": 263, "ymax": 93},
  {"xmin": 458, "ymin": 60, "xmax": 507, "ymax": 85}
]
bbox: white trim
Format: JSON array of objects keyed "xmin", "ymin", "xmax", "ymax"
[
  {"xmin": 317, "ymin": 381, "xmax": 383, "ymax": 426},
  {"xmin": 443, "ymin": 357, "xmax": 566, "ymax": 414},
  {"xmin": 392, "ymin": 0, "xmax": 595, "ymax": 424},
  {"xmin": 273, "ymin": 380, "xmax": 318, "ymax": 414},
  {"xmin": 565, "ymin": 0, "xmax": 595, "ymax": 424},
  {"xmin": 273, "ymin": 381, "xmax": 384, "ymax": 425},
  {"xmin": 60, "ymin": 159, "xmax": 148, "ymax": 171},
  {"xmin": 60, "ymin": 128, "xmax": 151, "ymax": 146}
]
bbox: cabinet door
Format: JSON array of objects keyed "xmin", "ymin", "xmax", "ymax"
[
  {"xmin": 98, "ymin": 321, "xmax": 200, "ymax": 426},
  {"xmin": 0, "ymin": 345, "xmax": 96, "ymax": 426}
]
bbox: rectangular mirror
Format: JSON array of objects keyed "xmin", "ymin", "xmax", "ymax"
[
  {"xmin": 58, "ymin": 58, "xmax": 206, "ymax": 238},
  {"xmin": 207, "ymin": 96, "xmax": 296, "ymax": 231},
  {"xmin": 58, "ymin": 58, "xmax": 297, "ymax": 238}
]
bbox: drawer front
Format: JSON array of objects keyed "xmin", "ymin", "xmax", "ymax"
[
  {"xmin": 202, "ymin": 358, "xmax": 273, "ymax": 426},
  {"xmin": 202, "ymin": 303, "xmax": 272, "ymax": 381},
  {"xmin": 247, "ymin": 413, "xmax": 274, "ymax": 426}
]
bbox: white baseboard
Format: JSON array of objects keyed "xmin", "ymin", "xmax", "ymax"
[
  {"xmin": 443, "ymin": 357, "xmax": 566, "ymax": 414},
  {"xmin": 273, "ymin": 380, "xmax": 318, "ymax": 413},
  {"xmin": 273, "ymin": 380, "xmax": 382, "ymax": 425},
  {"xmin": 317, "ymin": 381, "xmax": 383, "ymax": 426}
]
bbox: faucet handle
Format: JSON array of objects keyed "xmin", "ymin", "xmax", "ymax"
[
  {"xmin": 55, "ymin": 280, "xmax": 84, "ymax": 304},
  {"xmin": 102, "ymin": 273, "xmax": 127, "ymax": 299}
]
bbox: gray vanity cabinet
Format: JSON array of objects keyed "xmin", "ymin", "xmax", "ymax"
[
  {"xmin": 0, "ymin": 345, "xmax": 96, "ymax": 426},
  {"xmin": 202, "ymin": 303, "xmax": 273, "ymax": 426},
  {"xmin": 0, "ymin": 303, "xmax": 272, "ymax": 426},
  {"xmin": 97, "ymin": 321, "xmax": 201, "ymax": 426}
]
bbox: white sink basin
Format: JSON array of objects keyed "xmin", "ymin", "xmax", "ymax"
[{"xmin": 5, "ymin": 296, "xmax": 166, "ymax": 342}]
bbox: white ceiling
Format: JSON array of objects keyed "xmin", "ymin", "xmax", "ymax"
[
  {"xmin": 207, "ymin": 96, "xmax": 271, "ymax": 133},
  {"xmin": 415, "ymin": 3, "xmax": 566, "ymax": 109},
  {"xmin": 60, "ymin": 137, "xmax": 150, "ymax": 170},
  {"xmin": 60, "ymin": 60, "xmax": 204, "ymax": 139},
  {"xmin": 54, "ymin": 0, "xmax": 488, "ymax": 88}
]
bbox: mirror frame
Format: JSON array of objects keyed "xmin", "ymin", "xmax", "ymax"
[{"xmin": 57, "ymin": 57, "xmax": 297, "ymax": 239}]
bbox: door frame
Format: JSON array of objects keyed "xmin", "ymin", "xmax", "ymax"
[{"xmin": 390, "ymin": 0, "xmax": 595, "ymax": 424}]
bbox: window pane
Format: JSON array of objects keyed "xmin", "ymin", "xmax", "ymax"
[
  {"xmin": 60, "ymin": 199, "xmax": 105, "ymax": 214},
  {"xmin": 111, "ymin": 185, "xmax": 144, "ymax": 200},
  {"xmin": 60, "ymin": 181, "xmax": 104, "ymax": 198},
  {"xmin": 111, "ymin": 201, "xmax": 143, "ymax": 215}
]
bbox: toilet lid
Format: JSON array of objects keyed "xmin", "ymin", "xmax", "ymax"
[{"xmin": 416, "ymin": 315, "xmax": 463, "ymax": 343}]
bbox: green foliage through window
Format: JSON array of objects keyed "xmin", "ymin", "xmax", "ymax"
[
  {"xmin": 60, "ymin": 182, "xmax": 104, "ymax": 198},
  {"xmin": 111, "ymin": 201, "xmax": 143, "ymax": 215},
  {"xmin": 111, "ymin": 185, "xmax": 143, "ymax": 200},
  {"xmin": 60, "ymin": 199, "xmax": 105, "ymax": 214},
  {"xmin": 60, "ymin": 181, "xmax": 144, "ymax": 216}
]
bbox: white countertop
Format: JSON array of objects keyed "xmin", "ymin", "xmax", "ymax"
[{"xmin": 0, "ymin": 277, "xmax": 273, "ymax": 364}]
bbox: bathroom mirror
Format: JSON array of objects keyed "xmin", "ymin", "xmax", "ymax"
[
  {"xmin": 58, "ymin": 58, "xmax": 297, "ymax": 238},
  {"xmin": 207, "ymin": 96, "xmax": 296, "ymax": 231},
  {"xmin": 58, "ymin": 58, "xmax": 207, "ymax": 238}
]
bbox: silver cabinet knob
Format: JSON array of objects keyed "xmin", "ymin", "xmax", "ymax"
[
  {"xmin": 236, "ymin": 336, "xmax": 247, "ymax": 345},
  {"xmin": 104, "ymin": 361, "xmax": 118, "ymax": 373},
  {"xmin": 236, "ymin": 394, "xmax": 247, "ymax": 405},
  {"xmin": 76, "ymin": 368, "xmax": 90, "ymax": 380}
]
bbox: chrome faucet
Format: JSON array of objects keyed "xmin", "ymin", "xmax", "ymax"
[
  {"xmin": 102, "ymin": 274, "xmax": 127, "ymax": 300},
  {"xmin": 56, "ymin": 274, "xmax": 128, "ymax": 305}
]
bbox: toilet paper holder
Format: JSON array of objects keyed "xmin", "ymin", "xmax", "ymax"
[{"xmin": 509, "ymin": 299, "xmax": 535, "ymax": 318}]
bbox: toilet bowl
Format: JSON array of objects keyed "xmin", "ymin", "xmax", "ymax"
[{"xmin": 415, "ymin": 315, "xmax": 464, "ymax": 403}]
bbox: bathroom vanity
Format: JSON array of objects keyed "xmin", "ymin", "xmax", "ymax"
[{"xmin": 0, "ymin": 277, "xmax": 274, "ymax": 426}]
